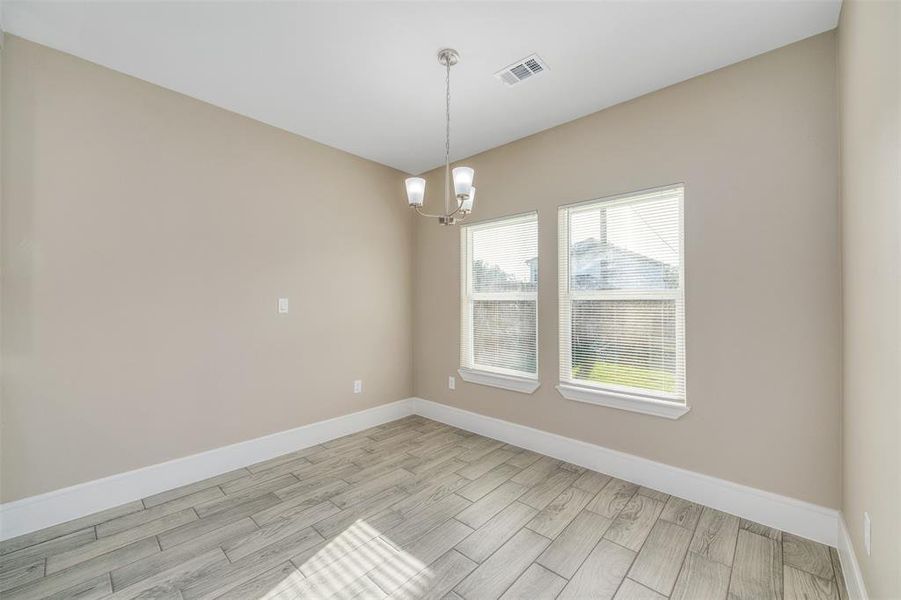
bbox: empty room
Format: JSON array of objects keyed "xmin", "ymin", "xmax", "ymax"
[{"xmin": 0, "ymin": 1, "xmax": 898, "ymax": 599}]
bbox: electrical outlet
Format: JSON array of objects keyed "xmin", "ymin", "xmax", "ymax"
[
  {"xmin": 353, "ymin": 380, "xmax": 362, "ymax": 394},
  {"xmin": 278, "ymin": 298, "xmax": 289, "ymax": 314},
  {"xmin": 448, "ymin": 376, "xmax": 456, "ymax": 390},
  {"xmin": 864, "ymin": 512, "xmax": 871, "ymax": 555}
]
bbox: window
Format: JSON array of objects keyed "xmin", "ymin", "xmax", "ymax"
[
  {"xmin": 460, "ymin": 212, "xmax": 539, "ymax": 393},
  {"xmin": 558, "ymin": 186, "xmax": 687, "ymax": 418}
]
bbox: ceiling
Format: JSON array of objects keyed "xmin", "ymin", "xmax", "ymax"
[{"xmin": 1, "ymin": 1, "xmax": 841, "ymax": 174}]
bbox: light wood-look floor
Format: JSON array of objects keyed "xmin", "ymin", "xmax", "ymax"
[{"xmin": 1, "ymin": 416, "xmax": 848, "ymax": 600}]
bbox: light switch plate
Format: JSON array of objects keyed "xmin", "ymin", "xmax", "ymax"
[{"xmin": 278, "ymin": 298, "xmax": 289, "ymax": 314}]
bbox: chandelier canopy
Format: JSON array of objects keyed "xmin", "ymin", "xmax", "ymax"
[{"xmin": 405, "ymin": 48, "xmax": 475, "ymax": 226}]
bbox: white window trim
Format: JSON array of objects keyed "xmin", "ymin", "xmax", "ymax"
[
  {"xmin": 458, "ymin": 367, "xmax": 541, "ymax": 394},
  {"xmin": 558, "ymin": 184, "xmax": 688, "ymax": 419},
  {"xmin": 556, "ymin": 383, "xmax": 689, "ymax": 419},
  {"xmin": 460, "ymin": 212, "xmax": 540, "ymax": 391}
]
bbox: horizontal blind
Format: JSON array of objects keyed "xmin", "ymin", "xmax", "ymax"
[
  {"xmin": 559, "ymin": 186, "xmax": 685, "ymax": 402},
  {"xmin": 461, "ymin": 213, "xmax": 538, "ymax": 378}
]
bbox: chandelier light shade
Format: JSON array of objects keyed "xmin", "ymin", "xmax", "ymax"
[
  {"xmin": 452, "ymin": 167, "xmax": 474, "ymax": 199},
  {"xmin": 405, "ymin": 177, "xmax": 426, "ymax": 207},
  {"xmin": 460, "ymin": 186, "xmax": 475, "ymax": 213},
  {"xmin": 406, "ymin": 48, "xmax": 477, "ymax": 226}
]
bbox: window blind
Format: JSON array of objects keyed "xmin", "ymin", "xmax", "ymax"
[
  {"xmin": 559, "ymin": 186, "xmax": 686, "ymax": 402},
  {"xmin": 461, "ymin": 213, "xmax": 539, "ymax": 379}
]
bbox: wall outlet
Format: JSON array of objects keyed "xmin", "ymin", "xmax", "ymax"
[
  {"xmin": 448, "ymin": 376, "xmax": 456, "ymax": 390},
  {"xmin": 353, "ymin": 380, "xmax": 362, "ymax": 394},
  {"xmin": 864, "ymin": 512, "xmax": 871, "ymax": 556},
  {"xmin": 278, "ymin": 298, "xmax": 289, "ymax": 314}
]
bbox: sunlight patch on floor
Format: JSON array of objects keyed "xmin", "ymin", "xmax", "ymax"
[
  {"xmin": 254, "ymin": 566, "xmax": 306, "ymax": 600},
  {"xmin": 252, "ymin": 519, "xmax": 432, "ymax": 599},
  {"xmin": 299, "ymin": 519, "xmax": 384, "ymax": 577}
]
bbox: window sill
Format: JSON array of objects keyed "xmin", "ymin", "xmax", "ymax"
[
  {"xmin": 458, "ymin": 368, "xmax": 540, "ymax": 394},
  {"xmin": 556, "ymin": 383, "xmax": 690, "ymax": 419}
]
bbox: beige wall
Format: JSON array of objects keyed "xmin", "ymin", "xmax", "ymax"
[
  {"xmin": 0, "ymin": 28, "xmax": 848, "ymax": 519},
  {"xmin": 0, "ymin": 35, "xmax": 413, "ymax": 503},
  {"xmin": 414, "ymin": 32, "xmax": 842, "ymax": 508},
  {"xmin": 838, "ymin": 1, "xmax": 901, "ymax": 597}
]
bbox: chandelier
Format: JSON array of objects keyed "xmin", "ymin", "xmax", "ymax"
[{"xmin": 404, "ymin": 48, "xmax": 475, "ymax": 226}]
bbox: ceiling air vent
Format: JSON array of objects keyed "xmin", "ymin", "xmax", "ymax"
[{"xmin": 495, "ymin": 54, "xmax": 548, "ymax": 87}]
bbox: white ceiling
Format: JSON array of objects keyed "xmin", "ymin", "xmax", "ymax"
[{"xmin": 2, "ymin": 1, "xmax": 841, "ymax": 174}]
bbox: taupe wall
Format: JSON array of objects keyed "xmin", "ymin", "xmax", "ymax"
[
  {"xmin": 0, "ymin": 35, "xmax": 413, "ymax": 503},
  {"xmin": 837, "ymin": 1, "xmax": 901, "ymax": 597},
  {"xmin": 413, "ymin": 33, "xmax": 842, "ymax": 508},
  {"xmin": 1, "ymin": 29, "xmax": 846, "ymax": 517}
]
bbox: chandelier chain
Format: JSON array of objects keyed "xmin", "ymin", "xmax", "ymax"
[
  {"xmin": 444, "ymin": 60, "xmax": 451, "ymax": 215},
  {"xmin": 445, "ymin": 60, "xmax": 451, "ymax": 169}
]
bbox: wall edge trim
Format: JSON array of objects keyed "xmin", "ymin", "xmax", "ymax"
[
  {"xmin": 837, "ymin": 514, "xmax": 870, "ymax": 600},
  {"xmin": 410, "ymin": 397, "xmax": 840, "ymax": 547},
  {"xmin": 2, "ymin": 396, "xmax": 842, "ymax": 551},
  {"xmin": 0, "ymin": 398, "xmax": 415, "ymax": 540}
]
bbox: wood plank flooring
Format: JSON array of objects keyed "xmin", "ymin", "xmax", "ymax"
[{"xmin": 0, "ymin": 416, "xmax": 848, "ymax": 600}]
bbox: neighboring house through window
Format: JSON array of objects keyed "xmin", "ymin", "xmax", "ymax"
[{"xmin": 558, "ymin": 185, "xmax": 688, "ymax": 418}]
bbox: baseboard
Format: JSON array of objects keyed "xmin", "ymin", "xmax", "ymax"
[
  {"xmin": 2, "ymin": 395, "xmax": 843, "ymax": 551},
  {"xmin": 837, "ymin": 515, "xmax": 870, "ymax": 600},
  {"xmin": 410, "ymin": 397, "xmax": 841, "ymax": 547},
  {"xmin": 0, "ymin": 399, "xmax": 415, "ymax": 541}
]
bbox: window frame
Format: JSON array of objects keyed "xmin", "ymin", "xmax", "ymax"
[
  {"xmin": 459, "ymin": 211, "xmax": 540, "ymax": 394},
  {"xmin": 557, "ymin": 185, "xmax": 689, "ymax": 419}
]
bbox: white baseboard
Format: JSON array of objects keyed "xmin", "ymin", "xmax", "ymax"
[
  {"xmin": 410, "ymin": 397, "xmax": 841, "ymax": 547},
  {"xmin": 0, "ymin": 399, "xmax": 415, "ymax": 541},
  {"xmin": 1, "ymin": 395, "xmax": 844, "ymax": 553},
  {"xmin": 837, "ymin": 515, "xmax": 870, "ymax": 600}
]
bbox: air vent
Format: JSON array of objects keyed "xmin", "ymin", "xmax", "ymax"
[{"xmin": 494, "ymin": 54, "xmax": 548, "ymax": 87}]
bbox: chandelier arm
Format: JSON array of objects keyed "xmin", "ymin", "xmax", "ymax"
[{"xmin": 414, "ymin": 206, "xmax": 445, "ymax": 219}]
